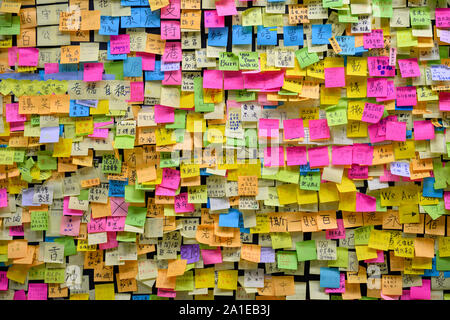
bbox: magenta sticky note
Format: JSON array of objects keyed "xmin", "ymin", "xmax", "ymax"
[
  {"xmin": 398, "ymin": 58, "xmax": 421, "ymax": 78},
  {"xmin": 154, "ymin": 105, "xmax": 175, "ymax": 123},
  {"xmin": 264, "ymin": 71, "xmax": 285, "ymax": 89},
  {"xmin": 60, "ymin": 215, "xmax": 81, "ymax": 236},
  {"xmin": 215, "ymin": 0, "xmax": 238, "ymax": 16},
  {"xmin": 435, "ymin": 8, "xmax": 450, "ymax": 28},
  {"xmin": 201, "ymin": 247, "xmax": 223, "ymax": 265},
  {"xmin": 28, "ymin": 283, "xmax": 47, "ymax": 300},
  {"xmin": 283, "ymin": 118, "xmax": 304, "ymax": 140},
  {"xmin": 379, "ymin": 166, "xmax": 400, "ymax": 182},
  {"xmin": 9, "ymin": 225, "xmax": 24, "ymax": 237},
  {"xmin": 286, "ymin": 146, "xmax": 307, "ymax": 166},
  {"xmin": 400, "ymin": 290, "xmax": 412, "ymax": 300},
  {"xmin": 331, "ymin": 145, "xmax": 353, "ymax": 165},
  {"xmin": 364, "ymin": 250, "xmax": 384, "ymax": 263},
  {"xmin": 413, "ymin": 120, "xmax": 435, "ymax": 140},
  {"xmin": 258, "ymin": 118, "xmax": 279, "ymax": 138},
  {"xmin": 161, "ymin": 0, "xmax": 180, "ymax": 19},
  {"xmin": 309, "ymin": 119, "xmax": 330, "ymax": 140},
  {"xmin": 18, "ymin": 47, "xmax": 39, "ymax": 66},
  {"xmin": 14, "ymin": 290, "xmax": 27, "ymax": 300},
  {"xmin": 410, "ymin": 279, "xmax": 431, "ymax": 300},
  {"xmin": 224, "ymin": 71, "xmax": 244, "ymax": 90},
  {"xmin": 376, "ymin": 80, "xmax": 396, "ymax": 102},
  {"xmin": 5, "ymin": 103, "xmax": 26, "ymax": 123},
  {"xmin": 155, "ymin": 185, "xmax": 177, "ymax": 197},
  {"xmin": 361, "ymin": 103, "xmax": 384, "ymax": 124},
  {"xmin": 386, "ymin": 121, "xmax": 406, "ymax": 141},
  {"xmin": 308, "ymin": 146, "xmax": 329, "ymax": 168},
  {"xmin": 88, "ymin": 128, "xmax": 109, "ymax": 139},
  {"xmin": 174, "ymin": 192, "xmax": 195, "ymax": 213},
  {"xmin": 348, "ymin": 164, "xmax": 369, "ymax": 180},
  {"xmin": 63, "ymin": 196, "xmax": 84, "ymax": 216},
  {"xmin": 99, "ymin": 232, "xmax": 119, "ymax": 250},
  {"xmin": 105, "ymin": 216, "xmax": 126, "ymax": 232},
  {"xmin": 158, "ymin": 288, "xmax": 177, "ymax": 298},
  {"xmin": 363, "ymin": 29, "xmax": 384, "ymax": 49},
  {"xmin": 367, "ymin": 78, "xmax": 388, "ymax": 98},
  {"xmin": 204, "ymin": 10, "xmax": 225, "ymax": 28},
  {"xmin": 110, "ymin": 34, "xmax": 130, "ymax": 54},
  {"xmin": 396, "ymin": 86, "xmax": 417, "ymax": 106},
  {"xmin": 129, "ymin": 81, "xmax": 144, "ymax": 102},
  {"xmin": 367, "ymin": 56, "xmax": 395, "ymax": 77},
  {"xmin": 445, "ymin": 192, "xmax": 450, "ymax": 210},
  {"xmin": 162, "ymin": 42, "xmax": 182, "ymax": 62},
  {"xmin": 324, "ymin": 67, "xmax": 345, "ymax": 88},
  {"xmin": 0, "ymin": 271, "xmax": 7, "ymax": 291},
  {"xmin": 162, "ymin": 69, "xmax": 181, "ymax": 85},
  {"xmin": 325, "ymin": 273, "xmax": 345, "ymax": 294},
  {"xmin": 439, "ymin": 91, "xmax": 450, "ymax": 111},
  {"xmin": 355, "ymin": 192, "xmax": 376, "ymax": 212},
  {"xmin": 10, "ymin": 121, "xmax": 25, "ymax": 132},
  {"xmin": 110, "ymin": 197, "xmax": 130, "ymax": 216},
  {"xmin": 203, "ymin": 69, "xmax": 223, "ymax": 89},
  {"xmin": 8, "ymin": 46, "xmax": 17, "ymax": 66},
  {"xmin": 264, "ymin": 146, "xmax": 285, "ymax": 167},
  {"xmin": 45, "ymin": 63, "xmax": 59, "ymax": 74},
  {"xmin": 161, "ymin": 20, "xmax": 181, "ymax": 40},
  {"xmin": 161, "ymin": 168, "xmax": 181, "ymax": 190},
  {"xmin": 136, "ymin": 52, "xmax": 155, "ymax": 71},
  {"xmin": 326, "ymin": 219, "xmax": 346, "ymax": 240},
  {"xmin": 83, "ymin": 62, "xmax": 104, "ymax": 82}
]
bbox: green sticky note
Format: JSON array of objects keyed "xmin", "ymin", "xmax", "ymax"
[
  {"xmin": 396, "ymin": 29, "xmax": 418, "ymax": 47},
  {"xmin": 102, "ymin": 154, "xmax": 122, "ymax": 174},
  {"xmin": 31, "ymin": 115, "xmax": 40, "ymax": 126},
  {"xmin": 423, "ymin": 201, "xmax": 445, "ymax": 220},
  {"xmin": 175, "ymin": 271, "xmax": 195, "ymax": 291},
  {"xmin": 124, "ymin": 185, "xmax": 145, "ymax": 203},
  {"xmin": 125, "ymin": 206, "xmax": 147, "ymax": 228},
  {"xmin": 0, "ymin": 149, "xmax": 14, "ymax": 165},
  {"xmin": 372, "ymin": 0, "xmax": 393, "ymax": 18},
  {"xmin": 338, "ymin": 12, "xmax": 359, "ymax": 23},
  {"xmin": 436, "ymin": 251, "xmax": 450, "ymax": 271},
  {"xmin": 326, "ymin": 105, "xmax": 348, "ymax": 126},
  {"xmin": 13, "ymin": 150, "xmax": 25, "ymax": 163},
  {"xmin": 31, "ymin": 211, "xmax": 48, "ymax": 231},
  {"xmin": 0, "ymin": 254, "xmax": 7, "ymax": 263},
  {"xmin": 410, "ymin": 7, "xmax": 431, "ymax": 26},
  {"xmin": 238, "ymin": 52, "xmax": 259, "ymax": 70},
  {"xmin": 295, "ymin": 47, "xmax": 319, "ymax": 69},
  {"xmin": 276, "ymin": 167, "xmax": 300, "ymax": 184},
  {"xmin": 116, "ymin": 231, "xmax": 137, "ymax": 242},
  {"xmin": 44, "ymin": 268, "xmax": 65, "ymax": 283},
  {"xmin": 28, "ymin": 265, "xmax": 46, "ymax": 280},
  {"xmin": 322, "ymin": 0, "xmax": 343, "ymax": 8},
  {"xmin": 296, "ymin": 240, "xmax": 317, "ymax": 261},
  {"xmin": 114, "ymin": 136, "xmax": 135, "ymax": 149},
  {"xmin": 0, "ymin": 13, "xmax": 12, "ymax": 27},
  {"xmin": 276, "ymin": 251, "xmax": 298, "ymax": 270},
  {"xmin": 78, "ymin": 189, "xmax": 89, "ymax": 201},
  {"xmin": 0, "ymin": 16, "xmax": 20, "ymax": 35},
  {"xmin": 354, "ymin": 225, "xmax": 373, "ymax": 246},
  {"xmin": 328, "ymin": 247, "xmax": 349, "ymax": 268},
  {"xmin": 166, "ymin": 110, "xmax": 186, "ymax": 129},
  {"xmin": 194, "ymin": 77, "xmax": 214, "ymax": 112},
  {"xmin": 159, "ymin": 152, "xmax": 180, "ymax": 168},
  {"xmin": 300, "ymin": 172, "xmax": 321, "ymax": 191},
  {"xmin": 55, "ymin": 237, "xmax": 77, "ymax": 256},
  {"xmin": 234, "ymin": 90, "xmax": 256, "ymax": 102},
  {"xmin": 104, "ymin": 61, "xmax": 124, "ymax": 80},
  {"xmin": 219, "ymin": 52, "xmax": 239, "ymax": 71}
]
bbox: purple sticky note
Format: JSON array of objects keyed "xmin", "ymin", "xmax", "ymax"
[
  {"xmin": 260, "ymin": 247, "xmax": 275, "ymax": 263},
  {"xmin": 21, "ymin": 188, "xmax": 40, "ymax": 207},
  {"xmin": 39, "ymin": 126, "xmax": 60, "ymax": 143},
  {"xmin": 180, "ymin": 244, "xmax": 200, "ymax": 264}
]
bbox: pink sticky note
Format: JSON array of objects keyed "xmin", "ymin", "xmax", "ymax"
[
  {"xmin": 60, "ymin": 215, "xmax": 81, "ymax": 236},
  {"xmin": 162, "ymin": 42, "xmax": 182, "ymax": 62},
  {"xmin": 258, "ymin": 92, "xmax": 278, "ymax": 105},
  {"xmin": 9, "ymin": 226, "xmax": 24, "ymax": 237},
  {"xmin": 88, "ymin": 128, "xmax": 109, "ymax": 139},
  {"xmin": 215, "ymin": 0, "xmax": 237, "ymax": 16},
  {"xmin": 5, "ymin": 103, "xmax": 26, "ymax": 123},
  {"xmin": 106, "ymin": 216, "xmax": 126, "ymax": 232},
  {"xmin": 367, "ymin": 78, "xmax": 388, "ymax": 98},
  {"xmin": 14, "ymin": 290, "xmax": 27, "ymax": 300},
  {"xmin": 286, "ymin": 146, "xmax": 307, "ymax": 166},
  {"xmin": 99, "ymin": 232, "xmax": 119, "ymax": 250},
  {"xmin": 201, "ymin": 247, "xmax": 223, "ymax": 265},
  {"xmin": 203, "ymin": 69, "xmax": 223, "ymax": 89},
  {"xmin": 324, "ymin": 67, "xmax": 345, "ymax": 88},
  {"xmin": 8, "ymin": 46, "xmax": 17, "ymax": 66},
  {"xmin": 87, "ymin": 217, "xmax": 107, "ymax": 234},
  {"xmin": 380, "ymin": 166, "xmax": 400, "ymax": 182},
  {"xmin": 368, "ymin": 123, "xmax": 386, "ymax": 144},
  {"xmin": 398, "ymin": 58, "xmax": 421, "ymax": 78},
  {"xmin": 28, "ymin": 283, "xmax": 47, "ymax": 300},
  {"xmin": 110, "ymin": 34, "xmax": 130, "ymax": 54},
  {"xmin": 439, "ymin": 91, "xmax": 450, "ymax": 111},
  {"xmin": 0, "ymin": 189, "xmax": 8, "ymax": 208},
  {"xmin": 361, "ymin": 103, "xmax": 384, "ymax": 124},
  {"xmin": 414, "ymin": 120, "xmax": 435, "ymax": 140},
  {"xmin": 161, "ymin": 168, "xmax": 181, "ymax": 190},
  {"xmin": 396, "ymin": 86, "xmax": 417, "ymax": 106},
  {"xmin": 160, "ymin": 0, "xmax": 180, "ymax": 19},
  {"xmin": 155, "ymin": 185, "xmax": 177, "ymax": 197},
  {"xmin": 308, "ymin": 146, "xmax": 329, "ymax": 168},
  {"xmin": 83, "ymin": 63, "xmax": 104, "ymax": 82},
  {"xmin": 161, "ymin": 20, "xmax": 181, "ymax": 40},
  {"xmin": 204, "ymin": 10, "xmax": 225, "ymax": 27},
  {"xmin": 445, "ymin": 192, "xmax": 450, "ymax": 210},
  {"xmin": 331, "ymin": 145, "xmax": 353, "ymax": 165},
  {"xmin": 129, "ymin": 81, "xmax": 144, "ymax": 102},
  {"xmin": 410, "ymin": 279, "xmax": 431, "ymax": 300},
  {"xmin": 364, "ymin": 250, "xmax": 384, "ymax": 263},
  {"xmin": 18, "ymin": 48, "xmax": 39, "ymax": 66},
  {"xmin": 325, "ymin": 273, "xmax": 345, "ymax": 293},
  {"xmin": 158, "ymin": 288, "xmax": 177, "ymax": 298},
  {"xmin": 63, "ymin": 196, "xmax": 84, "ymax": 216},
  {"xmin": 263, "ymin": 71, "xmax": 285, "ymax": 89},
  {"xmin": 154, "ymin": 105, "xmax": 175, "ymax": 123},
  {"xmin": 363, "ymin": 29, "xmax": 384, "ymax": 49},
  {"xmin": 309, "ymin": 119, "xmax": 330, "ymax": 140},
  {"xmin": 258, "ymin": 118, "xmax": 279, "ymax": 138},
  {"xmin": 162, "ymin": 69, "xmax": 181, "ymax": 85},
  {"xmin": 376, "ymin": 80, "xmax": 396, "ymax": 102},
  {"xmin": 174, "ymin": 192, "xmax": 195, "ymax": 213},
  {"xmin": 10, "ymin": 121, "xmax": 25, "ymax": 132},
  {"xmin": 400, "ymin": 290, "xmax": 412, "ymax": 300},
  {"xmin": 264, "ymin": 146, "xmax": 285, "ymax": 167},
  {"xmin": 224, "ymin": 71, "xmax": 244, "ymax": 90},
  {"xmin": 283, "ymin": 119, "xmax": 304, "ymax": 140},
  {"xmin": 385, "ymin": 121, "xmax": 406, "ymax": 141},
  {"xmin": 367, "ymin": 56, "xmax": 395, "ymax": 77},
  {"xmin": 326, "ymin": 219, "xmax": 346, "ymax": 239},
  {"xmin": 136, "ymin": 52, "xmax": 155, "ymax": 71},
  {"xmin": 348, "ymin": 164, "xmax": 369, "ymax": 179},
  {"xmin": 0, "ymin": 271, "xmax": 7, "ymax": 291},
  {"xmin": 435, "ymin": 8, "xmax": 450, "ymax": 28},
  {"xmin": 355, "ymin": 192, "xmax": 376, "ymax": 212},
  {"xmin": 45, "ymin": 63, "xmax": 59, "ymax": 74},
  {"xmin": 110, "ymin": 197, "xmax": 129, "ymax": 216}
]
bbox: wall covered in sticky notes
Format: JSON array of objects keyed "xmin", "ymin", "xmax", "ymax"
[{"xmin": 0, "ymin": 0, "xmax": 449, "ymax": 302}]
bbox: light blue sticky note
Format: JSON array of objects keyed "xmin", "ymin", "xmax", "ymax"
[
  {"xmin": 219, "ymin": 208, "xmax": 240, "ymax": 228},
  {"xmin": 232, "ymin": 25, "xmax": 252, "ymax": 45},
  {"xmin": 283, "ymin": 26, "xmax": 304, "ymax": 46},
  {"xmin": 423, "ymin": 177, "xmax": 443, "ymax": 198},
  {"xmin": 99, "ymin": 16, "xmax": 120, "ymax": 35},
  {"xmin": 123, "ymin": 57, "xmax": 143, "ymax": 77},
  {"xmin": 208, "ymin": 27, "xmax": 229, "ymax": 46},
  {"xmin": 311, "ymin": 24, "xmax": 332, "ymax": 45},
  {"xmin": 320, "ymin": 267, "xmax": 340, "ymax": 288},
  {"xmin": 145, "ymin": 60, "xmax": 164, "ymax": 80},
  {"xmin": 335, "ymin": 36, "xmax": 355, "ymax": 55},
  {"xmin": 257, "ymin": 26, "xmax": 277, "ymax": 46}
]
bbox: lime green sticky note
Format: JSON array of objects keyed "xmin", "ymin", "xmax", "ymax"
[
  {"xmin": 166, "ymin": 110, "xmax": 186, "ymax": 129},
  {"xmin": 396, "ymin": 29, "xmax": 418, "ymax": 47},
  {"xmin": 31, "ymin": 211, "xmax": 48, "ymax": 231},
  {"xmin": 238, "ymin": 52, "xmax": 259, "ymax": 70},
  {"xmin": 322, "ymin": 0, "xmax": 343, "ymax": 8},
  {"xmin": 338, "ymin": 12, "xmax": 359, "ymax": 23},
  {"xmin": 296, "ymin": 240, "xmax": 317, "ymax": 261},
  {"xmin": 300, "ymin": 172, "xmax": 321, "ymax": 191},
  {"xmin": 44, "ymin": 268, "xmax": 65, "ymax": 283},
  {"xmin": 423, "ymin": 201, "xmax": 445, "ymax": 220},
  {"xmin": 102, "ymin": 154, "xmax": 122, "ymax": 174},
  {"xmin": 0, "ymin": 13, "xmax": 12, "ymax": 27},
  {"xmin": 276, "ymin": 251, "xmax": 298, "ymax": 270},
  {"xmin": 116, "ymin": 231, "xmax": 137, "ymax": 242},
  {"xmin": 54, "ymin": 236, "xmax": 77, "ymax": 256},
  {"xmin": 175, "ymin": 271, "xmax": 195, "ymax": 291},
  {"xmin": 354, "ymin": 225, "xmax": 374, "ymax": 246},
  {"xmin": 114, "ymin": 136, "xmax": 135, "ymax": 149},
  {"xmin": 410, "ymin": 7, "xmax": 431, "ymax": 26},
  {"xmin": 436, "ymin": 251, "xmax": 450, "ymax": 271},
  {"xmin": 37, "ymin": 153, "xmax": 57, "ymax": 171},
  {"xmin": 271, "ymin": 232, "xmax": 292, "ymax": 249},
  {"xmin": 104, "ymin": 61, "xmax": 124, "ymax": 80},
  {"xmin": 295, "ymin": 47, "xmax": 320, "ymax": 69},
  {"xmin": 194, "ymin": 77, "xmax": 214, "ymax": 112},
  {"xmin": 326, "ymin": 105, "xmax": 348, "ymax": 126},
  {"xmin": 372, "ymin": 0, "xmax": 393, "ymax": 18},
  {"xmin": 0, "ymin": 16, "xmax": 20, "ymax": 35},
  {"xmin": 28, "ymin": 265, "xmax": 46, "ymax": 280},
  {"xmin": 78, "ymin": 189, "xmax": 89, "ymax": 201},
  {"xmin": 159, "ymin": 152, "xmax": 180, "ymax": 168},
  {"xmin": 124, "ymin": 185, "xmax": 145, "ymax": 203},
  {"xmin": 234, "ymin": 90, "xmax": 256, "ymax": 102},
  {"xmin": 125, "ymin": 206, "xmax": 147, "ymax": 228},
  {"xmin": 219, "ymin": 52, "xmax": 239, "ymax": 71},
  {"xmin": 13, "ymin": 150, "xmax": 25, "ymax": 163},
  {"xmin": 328, "ymin": 247, "xmax": 349, "ymax": 268}
]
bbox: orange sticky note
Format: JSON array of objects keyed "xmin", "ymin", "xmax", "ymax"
[
  {"xmin": 80, "ymin": 10, "xmax": 100, "ymax": 30},
  {"xmin": 167, "ymin": 259, "xmax": 187, "ymax": 277}
]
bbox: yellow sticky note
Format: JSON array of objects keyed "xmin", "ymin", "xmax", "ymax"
[
  {"xmin": 95, "ymin": 283, "xmax": 115, "ymax": 300},
  {"xmin": 217, "ymin": 270, "xmax": 238, "ymax": 290}
]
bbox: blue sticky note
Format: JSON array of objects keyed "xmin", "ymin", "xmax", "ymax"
[
  {"xmin": 300, "ymin": 163, "xmax": 320, "ymax": 175},
  {"xmin": 219, "ymin": 208, "xmax": 240, "ymax": 228},
  {"xmin": 423, "ymin": 177, "xmax": 443, "ymax": 198},
  {"xmin": 208, "ymin": 27, "xmax": 228, "ymax": 46},
  {"xmin": 121, "ymin": 0, "xmax": 148, "ymax": 6},
  {"xmin": 311, "ymin": 24, "xmax": 332, "ymax": 45},
  {"xmin": 109, "ymin": 180, "xmax": 127, "ymax": 197},
  {"xmin": 257, "ymin": 26, "xmax": 277, "ymax": 46},
  {"xmin": 320, "ymin": 267, "xmax": 340, "ymax": 288},
  {"xmin": 59, "ymin": 124, "xmax": 64, "ymax": 136},
  {"xmin": 107, "ymin": 42, "xmax": 127, "ymax": 61},
  {"xmin": 406, "ymin": 130, "xmax": 413, "ymax": 139},
  {"xmin": 238, "ymin": 212, "xmax": 250, "ymax": 233},
  {"xmin": 132, "ymin": 295, "xmax": 150, "ymax": 300},
  {"xmin": 335, "ymin": 36, "xmax": 355, "ymax": 55},
  {"xmin": 141, "ymin": 8, "xmax": 161, "ymax": 28},
  {"xmin": 283, "ymin": 26, "xmax": 303, "ymax": 46},
  {"xmin": 232, "ymin": 25, "xmax": 252, "ymax": 45},
  {"xmin": 145, "ymin": 60, "xmax": 164, "ymax": 80},
  {"xmin": 99, "ymin": 16, "xmax": 120, "ymax": 35},
  {"xmin": 69, "ymin": 100, "xmax": 90, "ymax": 117},
  {"xmin": 123, "ymin": 57, "xmax": 143, "ymax": 77},
  {"xmin": 423, "ymin": 257, "xmax": 439, "ymax": 277}
]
